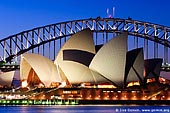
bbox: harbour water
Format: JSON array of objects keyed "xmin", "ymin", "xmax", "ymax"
[{"xmin": 0, "ymin": 105, "xmax": 170, "ymax": 113}]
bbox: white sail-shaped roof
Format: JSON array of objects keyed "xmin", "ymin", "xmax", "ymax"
[
  {"xmin": 20, "ymin": 57, "xmax": 31, "ymax": 80},
  {"xmin": 55, "ymin": 28, "xmax": 109, "ymax": 84},
  {"xmin": 125, "ymin": 48, "xmax": 144, "ymax": 84},
  {"xmin": 20, "ymin": 53, "xmax": 60, "ymax": 86},
  {"xmin": 0, "ymin": 71, "xmax": 18, "ymax": 87},
  {"xmin": 57, "ymin": 28, "xmax": 96, "ymax": 54},
  {"xmin": 89, "ymin": 33, "xmax": 128, "ymax": 87},
  {"xmin": 57, "ymin": 61, "xmax": 109, "ymax": 83},
  {"xmin": 144, "ymin": 58, "xmax": 163, "ymax": 79}
]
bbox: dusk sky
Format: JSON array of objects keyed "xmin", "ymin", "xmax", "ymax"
[{"xmin": 0, "ymin": 0, "xmax": 170, "ymax": 39}]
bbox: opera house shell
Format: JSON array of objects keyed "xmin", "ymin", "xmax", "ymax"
[
  {"xmin": 0, "ymin": 28, "xmax": 165, "ymax": 88},
  {"xmin": 53, "ymin": 28, "xmax": 158, "ymax": 88},
  {"xmin": 0, "ymin": 70, "xmax": 20, "ymax": 87},
  {"xmin": 20, "ymin": 53, "xmax": 61, "ymax": 87}
]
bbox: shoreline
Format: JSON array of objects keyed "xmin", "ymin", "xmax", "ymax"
[{"xmin": 0, "ymin": 99, "xmax": 170, "ymax": 106}]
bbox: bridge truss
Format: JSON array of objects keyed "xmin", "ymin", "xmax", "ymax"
[{"xmin": 0, "ymin": 17, "xmax": 170, "ymax": 66}]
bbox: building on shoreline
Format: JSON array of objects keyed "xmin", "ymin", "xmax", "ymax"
[{"xmin": 0, "ymin": 28, "xmax": 169, "ymax": 102}]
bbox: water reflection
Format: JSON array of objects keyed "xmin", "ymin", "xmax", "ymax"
[{"xmin": 0, "ymin": 105, "xmax": 169, "ymax": 113}]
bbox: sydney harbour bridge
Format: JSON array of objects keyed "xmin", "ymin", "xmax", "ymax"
[{"xmin": 0, "ymin": 17, "xmax": 170, "ymax": 71}]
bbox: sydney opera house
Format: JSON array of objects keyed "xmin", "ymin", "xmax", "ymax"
[{"xmin": 0, "ymin": 28, "xmax": 170, "ymax": 105}]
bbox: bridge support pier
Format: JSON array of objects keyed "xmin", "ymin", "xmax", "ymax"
[
  {"xmin": 144, "ymin": 39, "xmax": 148, "ymax": 59},
  {"xmin": 154, "ymin": 41, "xmax": 158, "ymax": 58},
  {"xmin": 134, "ymin": 36, "xmax": 138, "ymax": 49},
  {"xmin": 164, "ymin": 46, "xmax": 168, "ymax": 64}
]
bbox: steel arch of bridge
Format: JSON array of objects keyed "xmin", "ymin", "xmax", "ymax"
[{"xmin": 0, "ymin": 17, "xmax": 170, "ymax": 64}]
